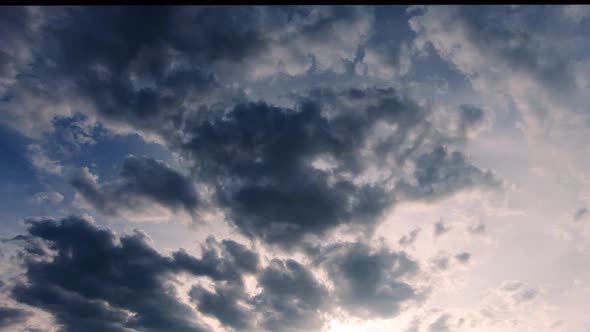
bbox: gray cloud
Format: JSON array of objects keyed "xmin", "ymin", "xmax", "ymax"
[
  {"xmin": 0, "ymin": 305, "xmax": 33, "ymax": 329},
  {"xmin": 467, "ymin": 222, "xmax": 486, "ymax": 235},
  {"xmin": 252, "ymin": 259, "xmax": 331, "ymax": 331},
  {"xmin": 70, "ymin": 156, "xmax": 198, "ymax": 217},
  {"xmin": 455, "ymin": 252, "xmax": 472, "ymax": 264},
  {"xmin": 433, "ymin": 221, "xmax": 450, "ymax": 237},
  {"xmin": 429, "ymin": 313, "xmax": 451, "ymax": 332},
  {"xmin": 32, "ymin": 191, "xmax": 64, "ymax": 205},
  {"xmin": 574, "ymin": 207, "xmax": 588, "ymax": 221},
  {"xmin": 171, "ymin": 237, "xmax": 260, "ymax": 284},
  {"xmin": 176, "ymin": 87, "xmax": 500, "ymax": 247},
  {"xmin": 8, "ymin": 216, "xmax": 264, "ymax": 332},
  {"xmin": 432, "ymin": 255, "xmax": 450, "ymax": 270},
  {"xmin": 316, "ymin": 241, "xmax": 421, "ymax": 319},
  {"xmin": 190, "ymin": 284, "xmax": 254, "ymax": 331},
  {"xmin": 457, "ymin": 104, "xmax": 486, "ymax": 139},
  {"xmin": 399, "ymin": 227, "xmax": 422, "ymax": 247},
  {"xmin": 11, "ymin": 216, "xmax": 211, "ymax": 332},
  {"xmin": 500, "ymin": 281, "xmax": 538, "ymax": 304},
  {"xmin": 3, "ymin": 5, "xmax": 501, "ymax": 251},
  {"xmin": 397, "ymin": 145, "xmax": 501, "ymax": 202},
  {"xmin": 1, "ymin": 6, "xmax": 375, "ymax": 140}
]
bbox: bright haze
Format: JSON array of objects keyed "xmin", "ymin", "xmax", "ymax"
[{"xmin": 0, "ymin": 5, "xmax": 589, "ymax": 332}]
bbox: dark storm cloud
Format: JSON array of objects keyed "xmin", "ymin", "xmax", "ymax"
[
  {"xmin": 0, "ymin": 305, "xmax": 33, "ymax": 329},
  {"xmin": 315, "ymin": 241, "xmax": 421, "ymax": 318},
  {"xmin": 189, "ymin": 256, "xmax": 331, "ymax": 332},
  {"xmin": 70, "ymin": 155, "xmax": 198, "ymax": 217},
  {"xmin": 398, "ymin": 145, "xmax": 500, "ymax": 202},
  {"xmin": 171, "ymin": 237, "xmax": 259, "ymax": 284},
  {"xmin": 7, "ymin": 217, "xmax": 433, "ymax": 332},
  {"xmin": 3, "ymin": 5, "xmax": 501, "ymax": 250},
  {"xmin": 177, "ymin": 87, "xmax": 500, "ymax": 246},
  {"xmin": 190, "ymin": 284, "xmax": 254, "ymax": 331},
  {"xmin": 2, "ymin": 6, "xmax": 375, "ymax": 139},
  {"xmin": 252, "ymin": 258, "xmax": 330, "ymax": 331},
  {"xmin": 8, "ymin": 216, "xmax": 260, "ymax": 332}
]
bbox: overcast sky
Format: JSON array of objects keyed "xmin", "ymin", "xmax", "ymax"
[{"xmin": 1, "ymin": 5, "xmax": 590, "ymax": 332}]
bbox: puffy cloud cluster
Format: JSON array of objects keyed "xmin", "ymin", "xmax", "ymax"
[
  {"xmin": 0, "ymin": 5, "xmax": 522, "ymax": 332},
  {"xmin": 6, "ymin": 217, "xmax": 430, "ymax": 332},
  {"xmin": 70, "ymin": 156, "xmax": 199, "ymax": 219}
]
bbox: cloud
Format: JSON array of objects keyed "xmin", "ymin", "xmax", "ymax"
[
  {"xmin": 409, "ymin": 5, "xmax": 590, "ymax": 139},
  {"xmin": 252, "ymin": 259, "xmax": 331, "ymax": 331},
  {"xmin": 457, "ymin": 104, "xmax": 487, "ymax": 139},
  {"xmin": 32, "ymin": 191, "xmax": 64, "ymax": 205},
  {"xmin": 467, "ymin": 222, "xmax": 486, "ymax": 235},
  {"xmin": 499, "ymin": 280, "xmax": 538, "ymax": 304},
  {"xmin": 0, "ymin": 305, "xmax": 33, "ymax": 329},
  {"xmin": 433, "ymin": 221, "xmax": 450, "ymax": 237},
  {"xmin": 189, "ymin": 283, "xmax": 254, "ymax": 331},
  {"xmin": 315, "ymin": 241, "xmax": 422, "ymax": 319},
  {"xmin": 11, "ymin": 216, "xmax": 213, "ymax": 332},
  {"xmin": 399, "ymin": 227, "xmax": 422, "ymax": 247},
  {"xmin": 26, "ymin": 144, "xmax": 62, "ymax": 175},
  {"xmin": 428, "ymin": 313, "xmax": 451, "ymax": 332},
  {"xmin": 6, "ymin": 214, "xmax": 450, "ymax": 332},
  {"xmin": 396, "ymin": 145, "xmax": 501, "ymax": 202},
  {"xmin": 574, "ymin": 207, "xmax": 588, "ymax": 221},
  {"xmin": 7, "ymin": 216, "xmax": 267, "ymax": 332},
  {"xmin": 2, "ymin": 5, "xmax": 503, "ymax": 252},
  {"xmin": 171, "ymin": 237, "xmax": 259, "ymax": 284},
  {"xmin": 177, "ymin": 87, "xmax": 500, "ymax": 247},
  {"xmin": 69, "ymin": 156, "xmax": 198, "ymax": 220},
  {"xmin": 455, "ymin": 252, "xmax": 472, "ymax": 264},
  {"xmin": 1, "ymin": 6, "xmax": 375, "ymax": 141},
  {"xmin": 431, "ymin": 255, "xmax": 450, "ymax": 270}
]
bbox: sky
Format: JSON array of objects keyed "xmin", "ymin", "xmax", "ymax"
[{"xmin": 0, "ymin": 5, "xmax": 590, "ymax": 332}]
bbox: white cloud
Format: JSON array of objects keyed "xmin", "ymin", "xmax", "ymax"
[
  {"xmin": 31, "ymin": 191, "xmax": 63, "ymax": 204},
  {"xmin": 26, "ymin": 144, "xmax": 62, "ymax": 175}
]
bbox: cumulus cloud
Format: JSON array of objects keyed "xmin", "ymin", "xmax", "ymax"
[
  {"xmin": 175, "ymin": 87, "xmax": 500, "ymax": 247},
  {"xmin": 314, "ymin": 241, "xmax": 423, "ymax": 318},
  {"xmin": 0, "ymin": 305, "xmax": 33, "ymax": 329},
  {"xmin": 10, "ymin": 216, "xmax": 212, "ymax": 332},
  {"xmin": 70, "ymin": 156, "xmax": 198, "ymax": 220},
  {"xmin": 7, "ymin": 216, "xmax": 267, "ymax": 332},
  {"xmin": 409, "ymin": 5, "xmax": 590, "ymax": 139},
  {"xmin": 7, "ymin": 217, "xmax": 435, "ymax": 332},
  {"xmin": 252, "ymin": 259, "xmax": 331, "ymax": 331},
  {"xmin": 26, "ymin": 144, "xmax": 62, "ymax": 175},
  {"xmin": 3, "ymin": 5, "xmax": 502, "ymax": 251},
  {"xmin": 32, "ymin": 191, "xmax": 64, "ymax": 205},
  {"xmin": 0, "ymin": 6, "xmax": 533, "ymax": 331},
  {"xmin": 396, "ymin": 145, "xmax": 501, "ymax": 202},
  {"xmin": 1, "ymin": 6, "xmax": 375, "ymax": 141}
]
